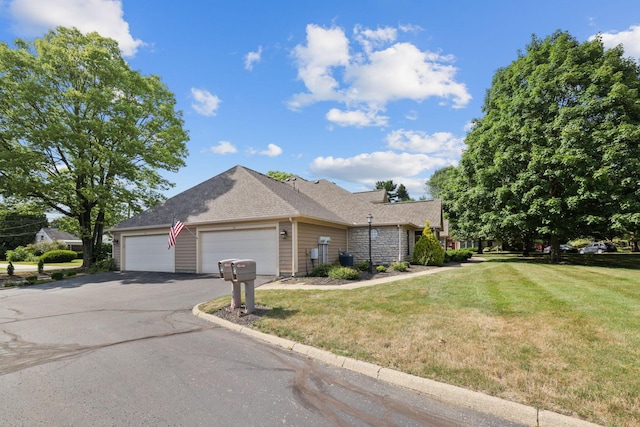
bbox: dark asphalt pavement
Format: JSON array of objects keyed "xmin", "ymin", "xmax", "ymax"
[{"xmin": 0, "ymin": 272, "xmax": 529, "ymax": 426}]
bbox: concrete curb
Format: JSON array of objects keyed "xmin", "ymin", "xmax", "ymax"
[{"xmin": 193, "ymin": 304, "xmax": 601, "ymax": 427}]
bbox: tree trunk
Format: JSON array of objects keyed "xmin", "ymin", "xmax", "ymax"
[
  {"xmin": 477, "ymin": 238, "xmax": 483, "ymax": 254},
  {"xmin": 549, "ymin": 235, "xmax": 561, "ymax": 264}
]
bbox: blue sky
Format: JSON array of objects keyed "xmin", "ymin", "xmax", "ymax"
[{"xmin": 1, "ymin": 0, "xmax": 639, "ymax": 199}]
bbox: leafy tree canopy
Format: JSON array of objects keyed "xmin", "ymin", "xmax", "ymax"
[
  {"xmin": 0, "ymin": 27, "xmax": 189, "ymax": 266},
  {"xmin": 425, "ymin": 166, "xmax": 456, "ymax": 199},
  {"xmin": 447, "ymin": 31, "xmax": 640, "ymax": 260},
  {"xmin": 375, "ymin": 180, "xmax": 412, "ymax": 202},
  {"xmin": 0, "ymin": 200, "xmax": 48, "ymax": 252},
  {"xmin": 267, "ymin": 171, "xmax": 294, "ymax": 181}
]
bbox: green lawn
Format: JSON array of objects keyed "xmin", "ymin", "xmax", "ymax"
[
  {"xmin": 7, "ymin": 259, "xmax": 83, "ymax": 268},
  {"xmin": 203, "ymin": 255, "xmax": 640, "ymax": 426}
]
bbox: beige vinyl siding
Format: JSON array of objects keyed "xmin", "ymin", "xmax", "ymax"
[
  {"xmin": 175, "ymin": 228, "xmax": 197, "ymax": 273},
  {"xmin": 297, "ymin": 222, "xmax": 348, "ymax": 276},
  {"xmin": 278, "ymin": 221, "xmax": 293, "ymax": 276},
  {"xmin": 113, "ymin": 232, "xmax": 122, "ymax": 270}
]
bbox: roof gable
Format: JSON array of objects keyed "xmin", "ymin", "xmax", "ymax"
[{"xmin": 113, "ymin": 166, "xmax": 347, "ymax": 229}]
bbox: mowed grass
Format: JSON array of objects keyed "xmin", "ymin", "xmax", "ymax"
[{"xmin": 201, "ymin": 258, "xmax": 640, "ymax": 426}]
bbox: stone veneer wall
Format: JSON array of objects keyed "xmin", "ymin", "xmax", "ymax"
[{"xmin": 348, "ymin": 225, "xmax": 412, "ymax": 266}]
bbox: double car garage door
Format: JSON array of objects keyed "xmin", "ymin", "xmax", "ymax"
[{"xmin": 123, "ymin": 228, "xmax": 277, "ymax": 275}]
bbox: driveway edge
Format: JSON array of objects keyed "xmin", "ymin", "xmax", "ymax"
[{"xmin": 193, "ymin": 305, "xmax": 601, "ymax": 427}]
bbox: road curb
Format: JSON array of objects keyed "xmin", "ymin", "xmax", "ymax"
[{"xmin": 193, "ymin": 304, "xmax": 601, "ymax": 427}]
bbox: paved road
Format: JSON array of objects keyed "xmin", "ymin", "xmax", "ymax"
[{"xmin": 0, "ymin": 272, "xmax": 525, "ymax": 426}]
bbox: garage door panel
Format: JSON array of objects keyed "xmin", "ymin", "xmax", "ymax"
[
  {"xmin": 124, "ymin": 235, "xmax": 174, "ymax": 272},
  {"xmin": 201, "ymin": 229, "xmax": 276, "ymax": 275}
]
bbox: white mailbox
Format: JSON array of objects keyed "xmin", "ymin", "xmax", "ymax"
[
  {"xmin": 218, "ymin": 259, "xmax": 237, "ymax": 281},
  {"xmin": 231, "ymin": 259, "xmax": 257, "ymax": 282}
]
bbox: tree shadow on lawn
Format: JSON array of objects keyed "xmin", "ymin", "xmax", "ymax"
[{"xmin": 483, "ymin": 252, "xmax": 640, "ymax": 269}]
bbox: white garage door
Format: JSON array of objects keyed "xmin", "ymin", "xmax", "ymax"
[
  {"xmin": 123, "ymin": 234, "xmax": 174, "ymax": 272},
  {"xmin": 201, "ymin": 228, "xmax": 277, "ymax": 275}
]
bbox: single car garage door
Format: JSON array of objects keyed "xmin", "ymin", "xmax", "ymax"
[
  {"xmin": 123, "ymin": 234, "xmax": 174, "ymax": 272},
  {"xmin": 201, "ymin": 228, "xmax": 277, "ymax": 275}
]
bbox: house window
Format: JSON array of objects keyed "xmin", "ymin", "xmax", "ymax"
[{"xmin": 406, "ymin": 230, "xmax": 410, "ymax": 255}]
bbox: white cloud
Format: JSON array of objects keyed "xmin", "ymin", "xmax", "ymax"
[
  {"xmin": 209, "ymin": 141, "xmax": 237, "ymax": 155},
  {"xmin": 191, "ymin": 88, "xmax": 221, "ymax": 116},
  {"xmin": 354, "ymin": 24, "xmax": 397, "ymax": 54},
  {"xmin": 8, "ymin": 0, "xmax": 144, "ymax": 57},
  {"xmin": 289, "ymin": 24, "xmax": 350, "ymax": 110},
  {"xmin": 245, "ymin": 46, "xmax": 262, "ymax": 70},
  {"xmin": 593, "ymin": 25, "xmax": 640, "ymax": 58},
  {"xmin": 310, "ymin": 151, "xmax": 447, "ymax": 182},
  {"xmin": 260, "ymin": 143, "xmax": 282, "ymax": 157},
  {"xmin": 289, "ymin": 24, "xmax": 471, "ymax": 126},
  {"xmin": 385, "ymin": 129, "xmax": 464, "ymax": 157},
  {"xmin": 326, "ymin": 108, "xmax": 388, "ymax": 127}
]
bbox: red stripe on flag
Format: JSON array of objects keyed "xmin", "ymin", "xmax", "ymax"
[{"xmin": 168, "ymin": 220, "xmax": 185, "ymax": 249}]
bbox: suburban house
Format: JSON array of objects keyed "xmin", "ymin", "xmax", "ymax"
[
  {"xmin": 35, "ymin": 227, "xmax": 83, "ymax": 251},
  {"xmin": 109, "ymin": 165, "xmax": 443, "ymax": 277}
]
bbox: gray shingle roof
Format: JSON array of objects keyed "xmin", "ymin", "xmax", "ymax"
[
  {"xmin": 41, "ymin": 227, "xmax": 81, "ymax": 241},
  {"xmin": 112, "ymin": 166, "xmax": 348, "ymax": 229},
  {"xmin": 111, "ymin": 165, "xmax": 442, "ymax": 230}
]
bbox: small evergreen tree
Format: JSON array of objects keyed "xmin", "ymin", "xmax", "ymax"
[{"xmin": 412, "ymin": 221, "xmax": 445, "ymax": 266}]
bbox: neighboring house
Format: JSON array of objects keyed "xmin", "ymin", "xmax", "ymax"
[
  {"xmin": 109, "ymin": 165, "xmax": 443, "ymax": 277},
  {"xmin": 35, "ymin": 227, "xmax": 83, "ymax": 251}
]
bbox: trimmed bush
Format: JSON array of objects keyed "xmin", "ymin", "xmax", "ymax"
[
  {"xmin": 309, "ymin": 263, "xmax": 334, "ymax": 277},
  {"xmin": 66, "ymin": 270, "xmax": 77, "ymax": 277},
  {"xmin": 391, "ymin": 261, "xmax": 409, "ymax": 272},
  {"xmin": 89, "ymin": 258, "xmax": 116, "ymax": 273},
  {"xmin": 26, "ymin": 275, "xmax": 38, "ymax": 284},
  {"xmin": 6, "ymin": 246, "xmax": 38, "ymax": 262},
  {"xmin": 328, "ymin": 266, "xmax": 361, "ymax": 280},
  {"xmin": 355, "ymin": 261, "xmax": 370, "ymax": 272},
  {"xmin": 412, "ymin": 221, "xmax": 445, "ymax": 266},
  {"xmin": 444, "ymin": 249, "xmax": 474, "ymax": 263},
  {"xmin": 40, "ymin": 250, "xmax": 78, "ymax": 263},
  {"xmin": 7, "ymin": 262, "xmax": 14, "ymax": 275},
  {"xmin": 376, "ymin": 265, "xmax": 387, "ymax": 273},
  {"xmin": 51, "ymin": 271, "xmax": 64, "ymax": 280}
]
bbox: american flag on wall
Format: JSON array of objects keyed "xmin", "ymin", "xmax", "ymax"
[{"xmin": 168, "ymin": 217, "xmax": 185, "ymax": 249}]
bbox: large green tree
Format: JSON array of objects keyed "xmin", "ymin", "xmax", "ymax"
[
  {"xmin": 0, "ymin": 27, "xmax": 189, "ymax": 267},
  {"xmin": 425, "ymin": 166, "xmax": 456, "ymax": 199},
  {"xmin": 0, "ymin": 200, "xmax": 47, "ymax": 254},
  {"xmin": 449, "ymin": 31, "xmax": 640, "ymax": 261}
]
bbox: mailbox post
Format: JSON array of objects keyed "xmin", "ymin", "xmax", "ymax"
[
  {"xmin": 231, "ymin": 259, "xmax": 257, "ymax": 313},
  {"xmin": 218, "ymin": 259, "xmax": 241, "ymax": 309},
  {"xmin": 218, "ymin": 258, "xmax": 257, "ymax": 314}
]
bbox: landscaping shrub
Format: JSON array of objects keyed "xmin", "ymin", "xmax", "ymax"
[
  {"xmin": 355, "ymin": 261, "xmax": 370, "ymax": 272},
  {"xmin": 51, "ymin": 271, "xmax": 64, "ymax": 280},
  {"xmin": 38, "ymin": 258, "xmax": 44, "ymax": 273},
  {"xmin": 7, "ymin": 262, "xmax": 14, "ymax": 275},
  {"xmin": 327, "ymin": 266, "xmax": 361, "ymax": 280},
  {"xmin": 26, "ymin": 275, "xmax": 38, "ymax": 284},
  {"xmin": 412, "ymin": 221, "xmax": 444, "ymax": 266},
  {"xmin": 65, "ymin": 270, "xmax": 77, "ymax": 277},
  {"xmin": 391, "ymin": 261, "xmax": 409, "ymax": 272},
  {"xmin": 6, "ymin": 246, "xmax": 38, "ymax": 262},
  {"xmin": 40, "ymin": 250, "xmax": 78, "ymax": 263},
  {"xmin": 26, "ymin": 241, "xmax": 67, "ymax": 257},
  {"xmin": 376, "ymin": 265, "xmax": 387, "ymax": 273},
  {"xmin": 89, "ymin": 258, "xmax": 116, "ymax": 273},
  {"xmin": 444, "ymin": 249, "xmax": 474, "ymax": 263},
  {"xmin": 309, "ymin": 263, "xmax": 334, "ymax": 277}
]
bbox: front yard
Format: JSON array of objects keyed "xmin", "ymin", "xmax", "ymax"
[{"xmin": 202, "ymin": 254, "xmax": 640, "ymax": 426}]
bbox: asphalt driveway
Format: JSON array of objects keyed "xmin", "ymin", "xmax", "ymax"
[{"xmin": 0, "ymin": 272, "xmax": 528, "ymax": 426}]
